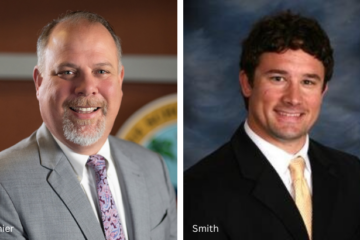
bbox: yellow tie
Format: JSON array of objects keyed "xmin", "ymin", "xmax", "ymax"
[{"xmin": 289, "ymin": 156, "xmax": 312, "ymax": 239}]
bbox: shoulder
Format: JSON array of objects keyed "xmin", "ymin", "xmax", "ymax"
[
  {"xmin": 0, "ymin": 131, "xmax": 41, "ymax": 181},
  {"xmin": 185, "ymin": 123, "xmax": 260, "ymax": 184},
  {"xmin": 310, "ymin": 139, "xmax": 359, "ymax": 163},
  {"xmin": 185, "ymin": 141, "xmax": 239, "ymax": 190},
  {"xmin": 0, "ymin": 132, "xmax": 39, "ymax": 170},
  {"xmin": 309, "ymin": 139, "xmax": 360, "ymax": 174},
  {"xmin": 186, "ymin": 142, "xmax": 234, "ymax": 173}
]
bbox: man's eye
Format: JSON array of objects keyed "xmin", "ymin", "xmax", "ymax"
[
  {"xmin": 59, "ymin": 70, "xmax": 74, "ymax": 76},
  {"xmin": 270, "ymin": 76, "xmax": 284, "ymax": 82},
  {"xmin": 303, "ymin": 79, "xmax": 315, "ymax": 85},
  {"xmin": 98, "ymin": 70, "xmax": 107, "ymax": 74}
]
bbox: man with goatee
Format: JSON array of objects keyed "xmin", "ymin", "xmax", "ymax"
[{"xmin": 0, "ymin": 11, "xmax": 176, "ymax": 240}]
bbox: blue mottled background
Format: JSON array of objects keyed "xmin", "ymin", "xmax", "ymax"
[{"xmin": 184, "ymin": 0, "xmax": 360, "ymax": 170}]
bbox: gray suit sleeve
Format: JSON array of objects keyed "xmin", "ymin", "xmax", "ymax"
[
  {"xmin": 160, "ymin": 154, "xmax": 177, "ymax": 240},
  {"xmin": 0, "ymin": 184, "xmax": 26, "ymax": 240}
]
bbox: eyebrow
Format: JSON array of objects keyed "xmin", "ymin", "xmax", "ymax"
[
  {"xmin": 56, "ymin": 62, "xmax": 79, "ymax": 69},
  {"xmin": 265, "ymin": 69, "xmax": 288, "ymax": 75},
  {"xmin": 56, "ymin": 62, "xmax": 114, "ymax": 69},
  {"xmin": 265, "ymin": 69, "xmax": 322, "ymax": 81},
  {"xmin": 93, "ymin": 62, "xmax": 114, "ymax": 68},
  {"xmin": 303, "ymin": 73, "xmax": 322, "ymax": 81}
]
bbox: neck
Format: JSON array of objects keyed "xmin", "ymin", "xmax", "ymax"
[{"xmin": 246, "ymin": 121, "xmax": 307, "ymax": 154}]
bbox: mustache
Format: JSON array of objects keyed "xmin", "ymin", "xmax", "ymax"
[{"xmin": 63, "ymin": 96, "xmax": 108, "ymax": 115}]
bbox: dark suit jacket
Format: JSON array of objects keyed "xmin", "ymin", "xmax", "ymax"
[{"xmin": 185, "ymin": 124, "xmax": 360, "ymax": 240}]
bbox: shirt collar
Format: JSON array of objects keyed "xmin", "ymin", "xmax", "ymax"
[
  {"xmin": 244, "ymin": 120, "xmax": 311, "ymax": 176},
  {"xmin": 52, "ymin": 134, "xmax": 112, "ymax": 181}
]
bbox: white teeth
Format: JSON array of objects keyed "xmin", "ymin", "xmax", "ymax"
[
  {"xmin": 278, "ymin": 112, "xmax": 301, "ymax": 117},
  {"xmin": 72, "ymin": 107, "xmax": 98, "ymax": 113}
]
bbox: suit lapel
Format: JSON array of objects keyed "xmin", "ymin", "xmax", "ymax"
[
  {"xmin": 231, "ymin": 125, "xmax": 309, "ymax": 240},
  {"xmin": 252, "ymin": 168, "xmax": 309, "ymax": 240},
  {"xmin": 37, "ymin": 124, "xmax": 105, "ymax": 240},
  {"xmin": 309, "ymin": 142, "xmax": 338, "ymax": 240},
  {"xmin": 110, "ymin": 138, "xmax": 150, "ymax": 240}
]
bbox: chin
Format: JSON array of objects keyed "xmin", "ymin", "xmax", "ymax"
[
  {"xmin": 274, "ymin": 130, "xmax": 306, "ymax": 142},
  {"xmin": 63, "ymin": 117, "xmax": 106, "ymax": 146}
]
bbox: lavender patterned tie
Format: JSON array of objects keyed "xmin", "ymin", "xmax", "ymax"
[{"xmin": 87, "ymin": 155, "xmax": 126, "ymax": 240}]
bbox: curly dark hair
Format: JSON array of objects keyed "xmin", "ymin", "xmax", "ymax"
[{"xmin": 240, "ymin": 11, "xmax": 333, "ymax": 108}]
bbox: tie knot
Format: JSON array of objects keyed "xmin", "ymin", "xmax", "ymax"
[
  {"xmin": 87, "ymin": 154, "xmax": 107, "ymax": 179},
  {"xmin": 289, "ymin": 156, "xmax": 305, "ymax": 181}
]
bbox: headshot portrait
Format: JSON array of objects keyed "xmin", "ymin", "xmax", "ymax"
[
  {"xmin": 0, "ymin": 2, "xmax": 176, "ymax": 240},
  {"xmin": 184, "ymin": 1, "xmax": 360, "ymax": 239}
]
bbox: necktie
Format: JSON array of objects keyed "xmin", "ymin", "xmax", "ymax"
[
  {"xmin": 289, "ymin": 156, "xmax": 312, "ymax": 239},
  {"xmin": 87, "ymin": 155, "xmax": 126, "ymax": 240}
]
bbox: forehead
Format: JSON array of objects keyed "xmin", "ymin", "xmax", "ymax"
[
  {"xmin": 256, "ymin": 50, "xmax": 325, "ymax": 78},
  {"xmin": 45, "ymin": 20, "xmax": 118, "ymax": 62}
]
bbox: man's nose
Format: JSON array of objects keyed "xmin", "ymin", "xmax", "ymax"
[
  {"xmin": 74, "ymin": 72, "xmax": 98, "ymax": 96},
  {"xmin": 282, "ymin": 82, "xmax": 303, "ymax": 106}
]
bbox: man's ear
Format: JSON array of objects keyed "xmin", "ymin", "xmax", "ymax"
[
  {"xmin": 33, "ymin": 66, "xmax": 43, "ymax": 100},
  {"xmin": 239, "ymin": 71, "xmax": 252, "ymax": 97},
  {"xmin": 118, "ymin": 65, "xmax": 125, "ymax": 88},
  {"xmin": 322, "ymin": 83, "xmax": 328, "ymax": 96}
]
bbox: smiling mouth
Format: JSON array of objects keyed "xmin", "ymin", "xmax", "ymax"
[
  {"xmin": 274, "ymin": 108, "xmax": 306, "ymax": 120},
  {"xmin": 70, "ymin": 107, "xmax": 100, "ymax": 113},
  {"xmin": 277, "ymin": 111, "xmax": 302, "ymax": 117}
]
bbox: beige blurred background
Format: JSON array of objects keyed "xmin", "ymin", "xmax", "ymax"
[{"xmin": 0, "ymin": 0, "xmax": 177, "ymax": 151}]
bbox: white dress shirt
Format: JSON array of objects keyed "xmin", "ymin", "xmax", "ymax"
[
  {"xmin": 244, "ymin": 121, "xmax": 312, "ymax": 197},
  {"xmin": 53, "ymin": 135, "xmax": 129, "ymax": 239}
]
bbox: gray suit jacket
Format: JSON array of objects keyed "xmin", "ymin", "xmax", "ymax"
[{"xmin": 0, "ymin": 124, "xmax": 177, "ymax": 240}]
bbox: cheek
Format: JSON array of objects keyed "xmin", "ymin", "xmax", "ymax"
[
  {"xmin": 254, "ymin": 87, "xmax": 279, "ymax": 105},
  {"xmin": 307, "ymin": 95, "xmax": 324, "ymax": 113},
  {"xmin": 262, "ymin": 89, "xmax": 272, "ymax": 99},
  {"xmin": 38, "ymin": 80, "xmax": 70, "ymax": 109},
  {"xmin": 260, "ymin": 89, "xmax": 278, "ymax": 115},
  {"xmin": 101, "ymin": 80, "xmax": 123, "ymax": 108}
]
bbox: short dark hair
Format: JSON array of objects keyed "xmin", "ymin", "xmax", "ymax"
[
  {"xmin": 240, "ymin": 11, "xmax": 334, "ymax": 108},
  {"xmin": 36, "ymin": 10, "xmax": 122, "ymax": 72}
]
